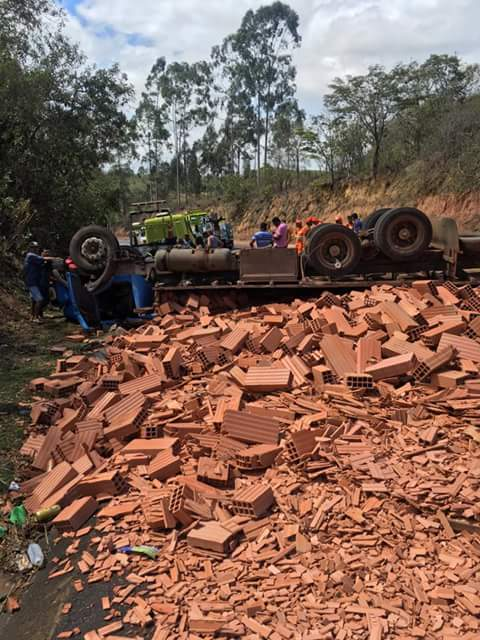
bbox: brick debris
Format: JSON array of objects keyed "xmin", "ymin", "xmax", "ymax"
[{"xmin": 15, "ymin": 281, "xmax": 480, "ymax": 639}]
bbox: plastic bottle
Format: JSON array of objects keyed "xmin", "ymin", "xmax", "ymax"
[{"xmin": 27, "ymin": 543, "xmax": 44, "ymax": 567}]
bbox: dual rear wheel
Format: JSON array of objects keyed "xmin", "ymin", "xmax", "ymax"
[{"xmin": 305, "ymin": 207, "xmax": 433, "ymax": 276}]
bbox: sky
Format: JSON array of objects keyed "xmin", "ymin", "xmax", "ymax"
[{"xmin": 58, "ymin": 0, "xmax": 480, "ymax": 115}]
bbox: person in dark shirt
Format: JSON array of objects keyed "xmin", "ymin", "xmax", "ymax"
[
  {"xmin": 24, "ymin": 242, "xmax": 60, "ymax": 323},
  {"xmin": 164, "ymin": 226, "xmax": 177, "ymax": 247}
]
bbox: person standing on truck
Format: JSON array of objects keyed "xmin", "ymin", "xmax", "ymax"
[
  {"xmin": 296, "ymin": 217, "xmax": 316, "ymax": 255},
  {"xmin": 272, "ymin": 217, "xmax": 289, "ymax": 248},
  {"xmin": 351, "ymin": 212, "xmax": 362, "ymax": 234},
  {"xmin": 23, "ymin": 242, "xmax": 59, "ymax": 323},
  {"xmin": 206, "ymin": 229, "xmax": 220, "ymax": 249},
  {"xmin": 294, "ymin": 220, "xmax": 303, "ymax": 254},
  {"xmin": 181, "ymin": 234, "xmax": 195, "ymax": 249},
  {"xmin": 250, "ymin": 222, "xmax": 273, "ymax": 248},
  {"xmin": 165, "ymin": 226, "xmax": 177, "ymax": 247}
]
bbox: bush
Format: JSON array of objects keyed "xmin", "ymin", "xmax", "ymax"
[{"xmin": 0, "ymin": 188, "xmax": 32, "ymax": 259}]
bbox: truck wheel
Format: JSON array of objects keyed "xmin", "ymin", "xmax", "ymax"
[
  {"xmin": 306, "ymin": 224, "xmax": 361, "ymax": 277},
  {"xmin": 374, "ymin": 207, "xmax": 432, "ymax": 261},
  {"xmin": 362, "ymin": 208, "xmax": 391, "ymax": 231},
  {"xmin": 69, "ymin": 225, "xmax": 119, "ymax": 273}
]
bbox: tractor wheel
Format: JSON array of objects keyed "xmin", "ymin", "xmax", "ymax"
[
  {"xmin": 69, "ymin": 225, "xmax": 119, "ymax": 273},
  {"xmin": 362, "ymin": 208, "xmax": 391, "ymax": 232},
  {"xmin": 373, "ymin": 207, "xmax": 432, "ymax": 261},
  {"xmin": 306, "ymin": 223, "xmax": 361, "ymax": 277}
]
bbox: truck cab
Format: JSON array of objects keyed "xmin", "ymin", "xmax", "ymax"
[
  {"xmin": 129, "ymin": 200, "xmax": 171, "ymax": 247},
  {"xmin": 129, "ymin": 201, "xmax": 234, "ymax": 249}
]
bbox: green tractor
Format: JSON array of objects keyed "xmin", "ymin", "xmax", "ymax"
[{"xmin": 129, "ymin": 201, "xmax": 234, "ymax": 250}]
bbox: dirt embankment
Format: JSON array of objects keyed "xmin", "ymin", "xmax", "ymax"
[{"xmin": 232, "ymin": 180, "xmax": 480, "ymax": 235}]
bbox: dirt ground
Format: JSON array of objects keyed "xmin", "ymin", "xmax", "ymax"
[
  {"xmin": 0, "ymin": 290, "xmax": 151, "ymax": 640},
  {"xmin": 0, "ymin": 289, "xmax": 87, "ymax": 637}
]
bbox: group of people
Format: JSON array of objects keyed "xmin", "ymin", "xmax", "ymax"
[
  {"xmin": 335, "ymin": 212, "xmax": 363, "ymax": 234},
  {"xmin": 250, "ymin": 212, "xmax": 364, "ymax": 254},
  {"xmin": 249, "ymin": 217, "xmax": 289, "ymax": 249},
  {"xmin": 23, "ymin": 242, "xmax": 73, "ymax": 323}
]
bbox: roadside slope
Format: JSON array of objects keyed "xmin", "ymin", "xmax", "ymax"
[{"xmin": 230, "ymin": 179, "xmax": 480, "ymax": 234}]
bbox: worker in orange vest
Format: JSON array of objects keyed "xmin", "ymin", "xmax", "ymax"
[
  {"xmin": 294, "ymin": 220, "xmax": 303, "ymax": 254},
  {"xmin": 296, "ymin": 217, "xmax": 318, "ymax": 255}
]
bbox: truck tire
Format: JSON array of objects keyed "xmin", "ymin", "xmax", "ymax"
[
  {"xmin": 373, "ymin": 207, "xmax": 432, "ymax": 261},
  {"xmin": 362, "ymin": 208, "xmax": 391, "ymax": 232},
  {"xmin": 69, "ymin": 225, "xmax": 119, "ymax": 273},
  {"xmin": 306, "ymin": 224, "xmax": 361, "ymax": 277}
]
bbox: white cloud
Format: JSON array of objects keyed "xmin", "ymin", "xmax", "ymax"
[{"xmin": 59, "ymin": 0, "xmax": 480, "ymax": 116}]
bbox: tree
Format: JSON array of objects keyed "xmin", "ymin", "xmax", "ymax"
[
  {"xmin": 199, "ymin": 124, "xmax": 230, "ymax": 177},
  {"xmin": 271, "ymin": 100, "xmax": 305, "ymax": 176},
  {"xmin": 387, "ymin": 55, "xmax": 480, "ymax": 167},
  {"xmin": 187, "ymin": 145, "xmax": 202, "ymax": 196},
  {"xmin": 325, "ymin": 65, "xmax": 401, "ymax": 179},
  {"xmin": 213, "ymin": 2, "xmax": 301, "ymax": 182},
  {"xmin": 143, "ymin": 58, "xmax": 213, "ymax": 206},
  {"xmin": 136, "ymin": 57, "xmax": 171, "ymax": 200},
  {"xmin": 0, "ymin": 0, "xmax": 59, "ymax": 60},
  {"xmin": 0, "ymin": 0, "xmax": 135, "ymax": 250}
]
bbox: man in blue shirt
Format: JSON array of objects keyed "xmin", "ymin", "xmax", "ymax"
[
  {"xmin": 24, "ymin": 242, "xmax": 59, "ymax": 323},
  {"xmin": 250, "ymin": 222, "xmax": 273, "ymax": 248}
]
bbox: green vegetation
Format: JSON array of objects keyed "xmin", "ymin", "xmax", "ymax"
[
  {"xmin": 0, "ymin": 316, "xmax": 73, "ymax": 485},
  {"xmin": 0, "ymin": 0, "xmax": 134, "ymax": 257}
]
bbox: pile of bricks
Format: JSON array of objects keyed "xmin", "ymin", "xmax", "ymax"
[{"xmin": 17, "ymin": 281, "xmax": 480, "ymax": 639}]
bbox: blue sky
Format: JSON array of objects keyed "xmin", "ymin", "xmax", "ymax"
[{"xmin": 57, "ymin": 0, "xmax": 480, "ymax": 116}]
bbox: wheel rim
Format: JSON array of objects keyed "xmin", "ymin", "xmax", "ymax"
[
  {"xmin": 387, "ymin": 216, "xmax": 424, "ymax": 255},
  {"xmin": 313, "ymin": 233, "xmax": 354, "ymax": 270},
  {"xmin": 81, "ymin": 236, "xmax": 108, "ymax": 265}
]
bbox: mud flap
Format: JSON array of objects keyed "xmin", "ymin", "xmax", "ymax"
[{"xmin": 430, "ymin": 217, "xmax": 459, "ymax": 278}]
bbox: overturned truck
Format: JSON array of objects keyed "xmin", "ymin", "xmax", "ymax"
[{"xmin": 66, "ymin": 208, "xmax": 480, "ymax": 328}]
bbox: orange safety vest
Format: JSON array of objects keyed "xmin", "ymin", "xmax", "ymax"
[{"xmin": 295, "ymin": 225, "xmax": 310, "ymax": 255}]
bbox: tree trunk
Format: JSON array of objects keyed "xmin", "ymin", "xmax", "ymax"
[
  {"xmin": 173, "ymin": 108, "xmax": 181, "ymax": 208},
  {"xmin": 264, "ymin": 108, "xmax": 269, "ymax": 168},
  {"xmin": 256, "ymin": 97, "xmax": 261, "ymax": 186},
  {"xmin": 175, "ymin": 150, "xmax": 180, "ymax": 208},
  {"xmin": 372, "ymin": 141, "xmax": 380, "ymax": 180},
  {"xmin": 183, "ymin": 140, "xmax": 188, "ymax": 206},
  {"xmin": 147, "ymin": 132, "xmax": 153, "ymax": 201},
  {"xmin": 154, "ymin": 136, "xmax": 159, "ymax": 200}
]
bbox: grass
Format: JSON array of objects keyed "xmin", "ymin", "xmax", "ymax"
[{"xmin": 0, "ymin": 313, "xmax": 73, "ymax": 486}]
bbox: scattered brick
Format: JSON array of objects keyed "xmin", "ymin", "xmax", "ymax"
[{"xmin": 15, "ymin": 282, "xmax": 480, "ymax": 638}]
